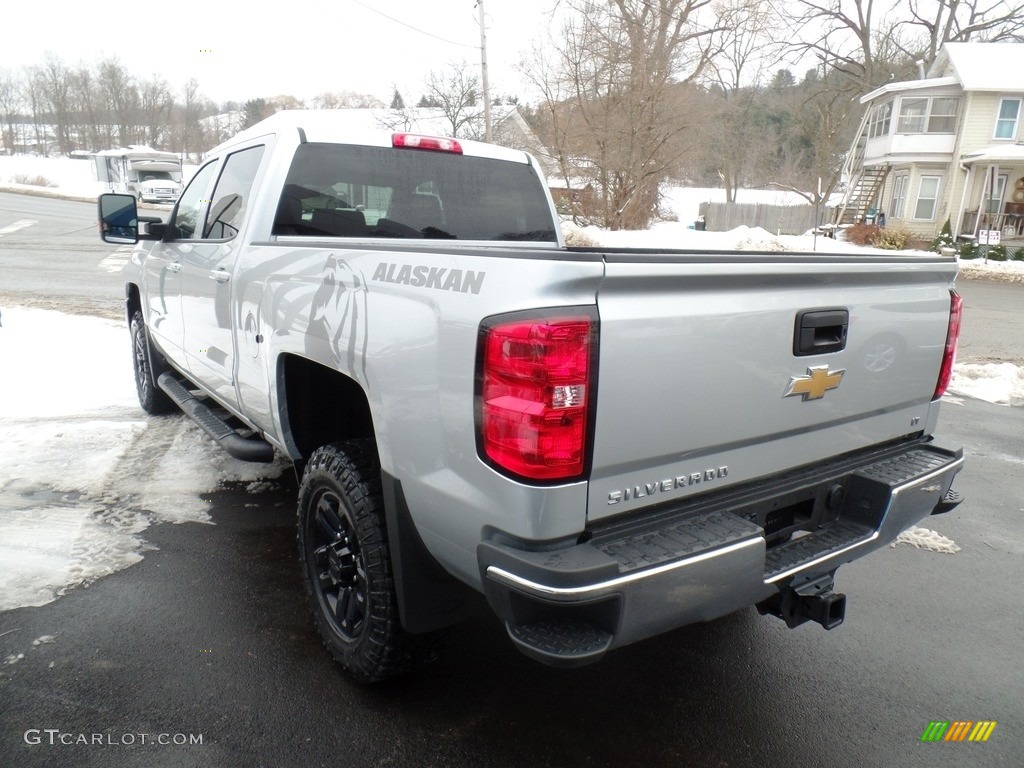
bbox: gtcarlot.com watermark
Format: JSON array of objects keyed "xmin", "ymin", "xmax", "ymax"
[{"xmin": 25, "ymin": 729, "xmax": 203, "ymax": 747}]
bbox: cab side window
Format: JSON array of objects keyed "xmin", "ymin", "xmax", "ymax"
[
  {"xmin": 170, "ymin": 161, "xmax": 219, "ymax": 240},
  {"xmin": 203, "ymin": 145, "xmax": 266, "ymax": 240}
]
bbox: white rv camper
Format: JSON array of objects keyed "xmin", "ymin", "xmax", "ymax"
[{"xmin": 92, "ymin": 147, "xmax": 183, "ymax": 204}]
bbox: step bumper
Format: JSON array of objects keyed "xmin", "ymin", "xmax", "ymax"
[{"xmin": 479, "ymin": 442, "xmax": 964, "ymax": 666}]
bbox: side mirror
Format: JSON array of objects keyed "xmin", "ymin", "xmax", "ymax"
[{"xmin": 98, "ymin": 193, "xmax": 139, "ymax": 244}]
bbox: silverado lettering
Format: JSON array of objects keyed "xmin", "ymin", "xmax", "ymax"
[{"xmin": 607, "ymin": 467, "xmax": 730, "ymax": 505}]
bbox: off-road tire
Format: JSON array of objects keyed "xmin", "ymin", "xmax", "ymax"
[
  {"xmin": 130, "ymin": 310, "xmax": 175, "ymax": 415},
  {"xmin": 297, "ymin": 440, "xmax": 444, "ymax": 683}
]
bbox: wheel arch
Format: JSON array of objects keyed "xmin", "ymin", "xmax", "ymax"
[
  {"xmin": 277, "ymin": 354, "xmax": 376, "ymax": 470},
  {"xmin": 125, "ymin": 282, "xmax": 142, "ymax": 325},
  {"xmin": 279, "ymin": 356, "xmax": 479, "ymax": 635}
]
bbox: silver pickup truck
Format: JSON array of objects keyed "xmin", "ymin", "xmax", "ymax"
[{"xmin": 98, "ymin": 110, "xmax": 965, "ymax": 683}]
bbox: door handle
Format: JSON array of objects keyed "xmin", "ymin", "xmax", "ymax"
[
  {"xmin": 794, "ymin": 309, "xmax": 848, "ymax": 356},
  {"xmin": 167, "ymin": 262, "xmax": 182, "ymax": 273},
  {"xmin": 209, "ymin": 269, "xmax": 231, "ymax": 284}
]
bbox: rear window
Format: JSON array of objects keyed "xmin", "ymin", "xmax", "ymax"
[{"xmin": 272, "ymin": 143, "xmax": 556, "ymax": 242}]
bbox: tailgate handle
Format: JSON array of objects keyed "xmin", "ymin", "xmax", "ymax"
[{"xmin": 794, "ymin": 309, "xmax": 848, "ymax": 356}]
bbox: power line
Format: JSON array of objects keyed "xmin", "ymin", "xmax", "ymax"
[{"xmin": 348, "ymin": 0, "xmax": 478, "ymax": 50}]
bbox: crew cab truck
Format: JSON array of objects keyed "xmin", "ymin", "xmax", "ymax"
[{"xmin": 98, "ymin": 110, "xmax": 965, "ymax": 683}]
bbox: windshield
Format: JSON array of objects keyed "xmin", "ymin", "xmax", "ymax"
[{"xmin": 138, "ymin": 171, "xmax": 176, "ymax": 182}]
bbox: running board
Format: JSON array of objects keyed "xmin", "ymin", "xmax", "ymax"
[{"xmin": 157, "ymin": 372, "xmax": 274, "ymax": 462}]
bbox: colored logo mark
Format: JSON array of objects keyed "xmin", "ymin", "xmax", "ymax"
[{"xmin": 921, "ymin": 720, "xmax": 997, "ymax": 742}]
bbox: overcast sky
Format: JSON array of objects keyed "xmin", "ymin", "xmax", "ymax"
[{"xmin": 2, "ymin": 0, "xmax": 559, "ymax": 105}]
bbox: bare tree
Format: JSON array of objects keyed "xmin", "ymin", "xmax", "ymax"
[
  {"xmin": 423, "ymin": 62, "xmax": 483, "ymax": 138},
  {"xmin": 71, "ymin": 64, "xmax": 102, "ymax": 150},
  {"xmin": 788, "ymin": 0, "xmax": 1024, "ymax": 93},
  {"xmin": 267, "ymin": 94, "xmax": 306, "ymax": 111},
  {"xmin": 174, "ymin": 78, "xmax": 205, "ymax": 161},
  {"xmin": 22, "ymin": 67, "xmax": 47, "ymax": 153},
  {"xmin": 517, "ymin": 40, "xmax": 587, "ymax": 194},
  {"xmin": 902, "ymin": 0, "xmax": 1024, "ymax": 66},
  {"xmin": 787, "ymin": 1, "xmax": 914, "ymax": 90},
  {"xmin": 311, "ymin": 91, "xmax": 384, "ymax": 109},
  {"xmin": 99, "ymin": 57, "xmax": 138, "ymax": 146},
  {"xmin": 703, "ymin": 0, "xmax": 787, "ymax": 201},
  {"xmin": 139, "ymin": 76, "xmax": 174, "ymax": 147},
  {"xmin": 528, "ymin": 0, "xmax": 724, "ymax": 229},
  {"xmin": 39, "ymin": 53, "xmax": 74, "ymax": 154},
  {"xmin": 0, "ymin": 69, "xmax": 21, "ymax": 154}
]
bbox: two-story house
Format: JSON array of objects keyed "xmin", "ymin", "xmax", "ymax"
[{"xmin": 836, "ymin": 42, "xmax": 1024, "ymax": 247}]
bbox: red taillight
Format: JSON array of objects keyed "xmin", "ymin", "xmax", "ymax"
[
  {"xmin": 392, "ymin": 133, "xmax": 463, "ymax": 154},
  {"xmin": 479, "ymin": 313, "xmax": 595, "ymax": 481},
  {"xmin": 934, "ymin": 289, "xmax": 963, "ymax": 399}
]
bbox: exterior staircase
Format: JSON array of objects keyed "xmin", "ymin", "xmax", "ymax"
[
  {"xmin": 835, "ymin": 165, "xmax": 891, "ymax": 225},
  {"xmin": 833, "ymin": 108, "xmax": 891, "ymax": 226}
]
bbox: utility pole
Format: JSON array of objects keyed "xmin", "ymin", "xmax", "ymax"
[{"xmin": 477, "ymin": 0, "xmax": 492, "ymax": 142}]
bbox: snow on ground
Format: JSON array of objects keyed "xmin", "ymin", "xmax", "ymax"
[
  {"xmin": 0, "ymin": 155, "xmax": 105, "ymax": 200},
  {"xmin": 0, "ymin": 307, "xmax": 288, "ymax": 612},
  {"xmin": 949, "ymin": 362, "xmax": 1024, "ymax": 406}
]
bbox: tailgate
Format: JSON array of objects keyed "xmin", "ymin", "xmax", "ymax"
[{"xmin": 588, "ymin": 252, "xmax": 958, "ymax": 522}]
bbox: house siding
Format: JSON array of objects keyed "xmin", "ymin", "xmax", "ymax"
[{"xmin": 847, "ymin": 47, "xmax": 1024, "ymax": 241}]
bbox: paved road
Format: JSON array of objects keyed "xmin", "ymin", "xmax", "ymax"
[
  {"xmin": 955, "ymin": 279, "xmax": 1024, "ymax": 364},
  {"xmin": 1, "ymin": 395, "xmax": 1020, "ymax": 768},
  {"xmin": 0, "ymin": 192, "xmax": 131, "ymax": 318}
]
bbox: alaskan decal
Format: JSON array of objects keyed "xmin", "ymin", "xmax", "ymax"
[
  {"xmin": 371, "ymin": 262, "xmax": 485, "ymax": 295},
  {"xmin": 784, "ymin": 365, "xmax": 845, "ymax": 401},
  {"xmin": 607, "ymin": 466, "xmax": 729, "ymax": 505}
]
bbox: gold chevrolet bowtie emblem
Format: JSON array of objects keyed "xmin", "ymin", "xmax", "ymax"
[{"xmin": 784, "ymin": 366, "xmax": 845, "ymax": 401}]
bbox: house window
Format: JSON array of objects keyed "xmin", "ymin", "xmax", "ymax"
[
  {"xmin": 890, "ymin": 174, "xmax": 908, "ymax": 218},
  {"xmin": 868, "ymin": 100, "xmax": 892, "ymax": 138},
  {"xmin": 898, "ymin": 98, "xmax": 927, "ymax": 133},
  {"xmin": 928, "ymin": 98, "xmax": 959, "ymax": 133},
  {"xmin": 897, "ymin": 96, "xmax": 960, "ymax": 134},
  {"xmin": 914, "ymin": 176, "xmax": 941, "ymax": 220},
  {"xmin": 994, "ymin": 98, "xmax": 1021, "ymax": 140}
]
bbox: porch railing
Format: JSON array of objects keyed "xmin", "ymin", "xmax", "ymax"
[{"xmin": 959, "ymin": 210, "xmax": 1024, "ymax": 241}]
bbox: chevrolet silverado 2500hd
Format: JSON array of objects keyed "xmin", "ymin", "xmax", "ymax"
[{"xmin": 98, "ymin": 110, "xmax": 965, "ymax": 683}]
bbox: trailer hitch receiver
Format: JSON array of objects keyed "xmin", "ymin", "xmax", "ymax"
[{"xmin": 758, "ymin": 573, "xmax": 846, "ymax": 630}]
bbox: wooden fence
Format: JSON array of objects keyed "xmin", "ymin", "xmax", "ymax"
[{"xmin": 699, "ymin": 202, "xmax": 834, "ymax": 235}]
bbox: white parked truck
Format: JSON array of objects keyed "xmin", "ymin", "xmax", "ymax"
[
  {"xmin": 97, "ymin": 111, "xmax": 965, "ymax": 683},
  {"xmin": 92, "ymin": 147, "xmax": 183, "ymax": 204}
]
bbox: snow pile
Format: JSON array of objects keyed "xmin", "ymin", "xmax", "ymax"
[
  {"xmin": 892, "ymin": 526, "xmax": 961, "ymax": 554},
  {"xmin": 0, "ymin": 307, "xmax": 287, "ymax": 612},
  {"xmin": 948, "ymin": 362, "xmax": 1024, "ymax": 406},
  {"xmin": 957, "ymin": 258, "xmax": 1024, "ymax": 284},
  {"xmin": 0, "ymin": 155, "xmax": 104, "ymax": 200}
]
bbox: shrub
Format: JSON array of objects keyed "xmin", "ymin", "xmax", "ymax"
[
  {"xmin": 930, "ymin": 218, "xmax": 955, "ymax": 251},
  {"xmin": 874, "ymin": 227, "xmax": 911, "ymax": 250},
  {"xmin": 958, "ymin": 240, "xmax": 979, "ymax": 259},
  {"xmin": 1012, "ymin": 247, "xmax": 1024, "ymax": 261},
  {"xmin": 12, "ymin": 174, "xmax": 56, "ymax": 187},
  {"xmin": 844, "ymin": 223, "xmax": 880, "ymax": 245},
  {"xmin": 986, "ymin": 244, "xmax": 1008, "ymax": 261}
]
